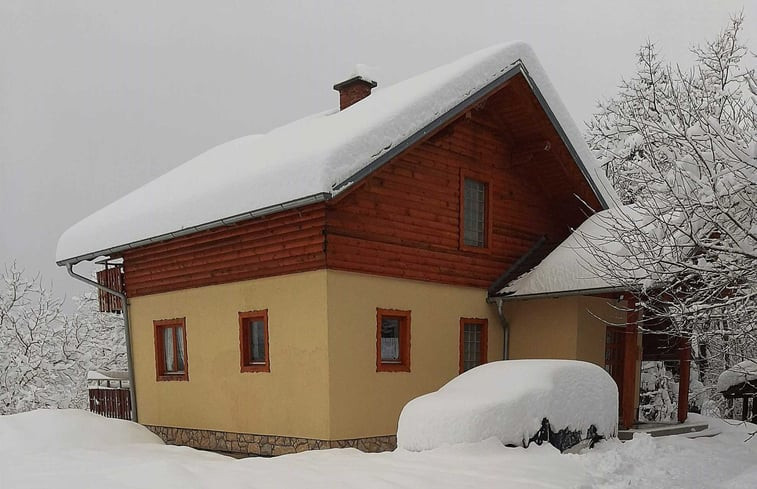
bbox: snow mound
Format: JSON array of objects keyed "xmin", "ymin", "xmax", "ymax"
[
  {"xmin": 0, "ymin": 409, "xmax": 163, "ymax": 451},
  {"xmin": 717, "ymin": 359, "xmax": 757, "ymax": 392},
  {"xmin": 397, "ymin": 360, "xmax": 618, "ymax": 451}
]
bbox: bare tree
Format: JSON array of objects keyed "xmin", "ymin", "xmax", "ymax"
[
  {"xmin": 0, "ymin": 264, "xmax": 125, "ymax": 414},
  {"xmin": 584, "ymin": 14, "xmax": 757, "ymax": 401}
]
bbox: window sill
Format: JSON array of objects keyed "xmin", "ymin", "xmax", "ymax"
[
  {"xmin": 156, "ymin": 373, "xmax": 189, "ymax": 382},
  {"xmin": 241, "ymin": 364, "xmax": 270, "ymax": 373},
  {"xmin": 376, "ymin": 363, "xmax": 411, "ymax": 373}
]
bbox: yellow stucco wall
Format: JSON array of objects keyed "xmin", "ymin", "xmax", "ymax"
[
  {"xmin": 325, "ymin": 270, "xmax": 503, "ymax": 439},
  {"xmin": 504, "ymin": 296, "xmax": 581, "ymax": 360},
  {"xmin": 128, "ymin": 269, "xmax": 331, "ymax": 439},
  {"xmin": 128, "ymin": 267, "xmax": 629, "ymax": 442}
]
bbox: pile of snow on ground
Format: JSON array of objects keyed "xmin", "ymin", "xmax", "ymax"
[
  {"xmin": 0, "ymin": 409, "xmax": 162, "ymax": 450},
  {"xmin": 2, "ymin": 409, "xmax": 757, "ymax": 488},
  {"xmin": 397, "ymin": 360, "xmax": 618, "ymax": 451}
]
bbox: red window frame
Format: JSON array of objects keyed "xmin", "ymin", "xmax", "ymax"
[
  {"xmin": 154, "ymin": 318, "xmax": 189, "ymax": 381},
  {"xmin": 459, "ymin": 317, "xmax": 488, "ymax": 374},
  {"xmin": 239, "ymin": 310, "xmax": 270, "ymax": 373},
  {"xmin": 459, "ymin": 169, "xmax": 493, "ymax": 252},
  {"xmin": 376, "ymin": 308, "xmax": 411, "ymax": 372}
]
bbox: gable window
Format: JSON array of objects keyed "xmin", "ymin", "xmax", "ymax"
[
  {"xmin": 376, "ymin": 308, "xmax": 411, "ymax": 372},
  {"xmin": 239, "ymin": 310, "xmax": 270, "ymax": 372},
  {"xmin": 459, "ymin": 318, "xmax": 488, "ymax": 373},
  {"xmin": 460, "ymin": 171, "xmax": 491, "ymax": 250},
  {"xmin": 154, "ymin": 318, "xmax": 188, "ymax": 381}
]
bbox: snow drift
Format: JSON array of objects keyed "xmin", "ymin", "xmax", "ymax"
[
  {"xmin": 0, "ymin": 409, "xmax": 162, "ymax": 451},
  {"xmin": 397, "ymin": 360, "xmax": 618, "ymax": 451}
]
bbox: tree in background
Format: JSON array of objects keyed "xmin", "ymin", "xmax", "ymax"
[
  {"xmin": 0, "ymin": 264, "xmax": 125, "ymax": 414},
  {"xmin": 585, "ymin": 14, "xmax": 757, "ymax": 405}
]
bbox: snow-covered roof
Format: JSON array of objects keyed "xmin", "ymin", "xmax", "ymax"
[
  {"xmin": 56, "ymin": 42, "xmax": 617, "ymax": 265},
  {"xmin": 498, "ymin": 205, "xmax": 646, "ymax": 298},
  {"xmin": 717, "ymin": 359, "xmax": 757, "ymax": 393},
  {"xmin": 86, "ymin": 370, "xmax": 129, "ymax": 382}
]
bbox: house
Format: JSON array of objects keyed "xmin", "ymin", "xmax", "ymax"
[{"xmin": 57, "ymin": 43, "xmax": 674, "ymax": 456}]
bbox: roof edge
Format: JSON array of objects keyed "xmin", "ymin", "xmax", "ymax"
[
  {"xmin": 487, "ymin": 285, "xmax": 630, "ymax": 302},
  {"xmin": 331, "ymin": 63, "xmax": 524, "ymax": 195},
  {"xmin": 56, "ymin": 192, "xmax": 331, "ymax": 267},
  {"xmin": 518, "ymin": 64, "xmax": 610, "ymax": 210}
]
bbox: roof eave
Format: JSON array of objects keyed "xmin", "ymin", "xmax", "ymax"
[
  {"xmin": 56, "ymin": 192, "xmax": 331, "ymax": 267},
  {"xmin": 487, "ymin": 285, "xmax": 631, "ymax": 303}
]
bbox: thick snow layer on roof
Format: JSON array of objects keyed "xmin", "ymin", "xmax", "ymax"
[
  {"xmin": 717, "ymin": 359, "xmax": 757, "ymax": 392},
  {"xmin": 500, "ymin": 205, "xmax": 646, "ymax": 297},
  {"xmin": 396, "ymin": 360, "xmax": 618, "ymax": 451},
  {"xmin": 57, "ymin": 42, "xmax": 617, "ymax": 263}
]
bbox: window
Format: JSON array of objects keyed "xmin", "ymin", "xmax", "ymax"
[
  {"xmin": 376, "ymin": 308, "xmax": 411, "ymax": 372},
  {"xmin": 154, "ymin": 318, "xmax": 188, "ymax": 381},
  {"xmin": 239, "ymin": 310, "xmax": 270, "ymax": 372},
  {"xmin": 459, "ymin": 318, "xmax": 487, "ymax": 373},
  {"xmin": 460, "ymin": 171, "xmax": 491, "ymax": 250}
]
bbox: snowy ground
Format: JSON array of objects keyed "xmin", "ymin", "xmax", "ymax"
[{"xmin": 1, "ymin": 410, "xmax": 756, "ymax": 489}]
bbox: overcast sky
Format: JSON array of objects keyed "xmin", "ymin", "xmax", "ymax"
[{"xmin": 0, "ymin": 0, "xmax": 753, "ymax": 300}]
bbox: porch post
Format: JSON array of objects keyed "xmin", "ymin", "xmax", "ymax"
[
  {"xmin": 677, "ymin": 338, "xmax": 690, "ymax": 423},
  {"xmin": 621, "ymin": 299, "xmax": 639, "ymax": 429}
]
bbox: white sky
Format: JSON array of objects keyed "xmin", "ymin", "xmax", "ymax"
[{"xmin": 0, "ymin": 0, "xmax": 753, "ymax": 299}]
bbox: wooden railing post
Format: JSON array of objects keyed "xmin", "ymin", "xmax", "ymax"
[
  {"xmin": 677, "ymin": 338, "xmax": 691, "ymax": 423},
  {"xmin": 621, "ymin": 298, "xmax": 639, "ymax": 430}
]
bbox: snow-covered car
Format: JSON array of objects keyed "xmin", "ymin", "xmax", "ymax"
[{"xmin": 397, "ymin": 359, "xmax": 618, "ymax": 452}]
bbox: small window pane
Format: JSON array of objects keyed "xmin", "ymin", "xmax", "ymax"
[
  {"xmin": 175, "ymin": 327, "xmax": 185, "ymax": 372},
  {"xmin": 250, "ymin": 320, "xmax": 266, "ymax": 363},
  {"xmin": 163, "ymin": 327, "xmax": 175, "ymax": 372},
  {"xmin": 463, "ymin": 323, "xmax": 482, "ymax": 372},
  {"xmin": 463, "ymin": 178, "xmax": 486, "ymax": 247},
  {"xmin": 381, "ymin": 317, "xmax": 400, "ymax": 362}
]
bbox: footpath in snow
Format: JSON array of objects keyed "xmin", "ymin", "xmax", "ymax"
[{"xmin": 1, "ymin": 410, "xmax": 756, "ymax": 488}]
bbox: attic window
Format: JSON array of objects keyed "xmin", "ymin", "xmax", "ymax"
[{"xmin": 460, "ymin": 170, "xmax": 491, "ymax": 249}]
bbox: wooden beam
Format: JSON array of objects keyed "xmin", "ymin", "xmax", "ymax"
[
  {"xmin": 677, "ymin": 338, "xmax": 691, "ymax": 423},
  {"xmin": 621, "ymin": 299, "xmax": 639, "ymax": 430}
]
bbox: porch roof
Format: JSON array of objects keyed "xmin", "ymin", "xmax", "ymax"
[{"xmin": 494, "ymin": 205, "xmax": 647, "ymax": 299}]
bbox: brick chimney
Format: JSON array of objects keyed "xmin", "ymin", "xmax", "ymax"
[{"xmin": 333, "ymin": 76, "xmax": 377, "ymax": 110}]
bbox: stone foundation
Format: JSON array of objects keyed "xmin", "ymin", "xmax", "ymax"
[{"xmin": 145, "ymin": 425, "xmax": 397, "ymax": 457}]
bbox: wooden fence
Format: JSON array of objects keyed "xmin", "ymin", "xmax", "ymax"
[{"xmin": 89, "ymin": 387, "xmax": 131, "ymax": 421}]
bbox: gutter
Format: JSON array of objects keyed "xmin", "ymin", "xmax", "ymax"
[
  {"xmin": 66, "ymin": 263, "xmax": 138, "ymax": 423},
  {"xmin": 495, "ymin": 299, "xmax": 510, "ymax": 360},
  {"xmin": 487, "ymin": 285, "xmax": 629, "ymax": 303}
]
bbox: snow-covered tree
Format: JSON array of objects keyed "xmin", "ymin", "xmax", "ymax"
[
  {"xmin": 0, "ymin": 264, "xmax": 125, "ymax": 414},
  {"xmin": 585, "ymin": 14, "xmax": 757, "ymax": 394}
]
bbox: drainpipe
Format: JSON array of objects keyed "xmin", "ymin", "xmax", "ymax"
[
  {"xmin": 495, "ymin": 298, "xmax": 510, "ymax": 360},
  {"xmin": 66, "ymin": 263, "xmax": 138, "ymax": 422}
]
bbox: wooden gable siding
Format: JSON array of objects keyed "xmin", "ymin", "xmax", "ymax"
[
  {"xmin": 121, "ymin": 204, "xmax": 326, "ymax": 297},
  {"xmin": 324, "ymin": 115, "xmax": 568, "ymax": 289}
]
